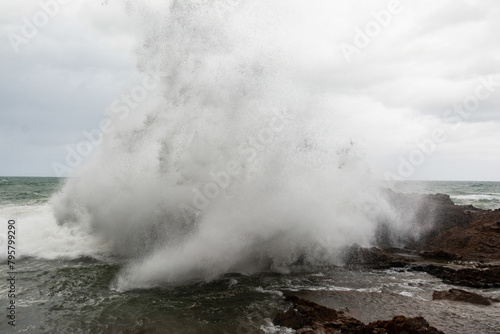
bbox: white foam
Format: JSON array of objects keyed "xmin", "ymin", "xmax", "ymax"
[
  {"xmin": 451, "ymin": 194, "xmax": 500, "ymax": 210},
  {"xmin": 255, "ymin": 287, "xmax": 284, "ymax": 296},
  {"xmin": 50, "ymin": 1, "xmax": 423, "ymax": 290},
  {"xmin": 0, "ymin": 204, "xmax": 110, "ymax": 261},
  {"xmin": 453, "ymin": 194, "xmax": 500, "ymax": 200},
  {"xmin": 261, "ymin": 319, "xmax": 295, "ymax": 334}
]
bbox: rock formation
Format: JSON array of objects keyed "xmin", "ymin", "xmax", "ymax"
[
  {"xmin": 273, "ymin": 295, "xmax": 444, "ymax": 334},
  {"xmin": 432, "ymin": 288, "xmax": 499, "ymax": 306}
]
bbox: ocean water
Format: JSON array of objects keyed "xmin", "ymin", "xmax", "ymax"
[
  {"xmin": 391, "ymin": 180, "xmax": 500, "ymax": 211},
  {"xmin": 1, "ymin": 177, "xmax": 499, "ymax": 333}
]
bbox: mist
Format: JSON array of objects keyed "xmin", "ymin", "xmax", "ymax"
[{"xmin": 51, "ymin": 0, "xmax": 421, "ymax": 291}]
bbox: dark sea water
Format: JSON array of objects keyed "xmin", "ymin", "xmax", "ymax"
[
  {"xmin": 391, "ymin": 180, "xmax": 500, "ymax": 211},
  {"xmin": 1, "ymin": 177, "xmax": 499, "ymax": 333}
]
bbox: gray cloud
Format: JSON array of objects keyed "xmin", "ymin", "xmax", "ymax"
[{"xmin": 0, "ymin": 0, "xmax": 499, "ymax": 180}]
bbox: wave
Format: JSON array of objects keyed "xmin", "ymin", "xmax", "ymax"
[
  {"xmin": 452, "ymin": 193, "xmax": 500, "ymax": 200},
  {"xmin": 0, "ymin": 204, "xmax": 110, "ymax": 261},
  {"xmin": 51, "ymin": 0, "xmax": 422, "ymax": 291},
  {"xmin": 451, "ymin": 194, "xmax": 500, "ymax": 210}
]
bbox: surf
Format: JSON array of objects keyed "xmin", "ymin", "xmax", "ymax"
[{"xmin": 51, "ymin": 0, "xmax": 419, "ymax": 291}]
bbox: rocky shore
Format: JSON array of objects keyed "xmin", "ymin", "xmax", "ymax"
[
  {"xmin": 345, "ymin": 191, "xmax": 500, "ymax": 287},
  {"xmin": 274, "ymin": 295, "xmax": 444, "ymax": 334},
  {"xmin": 272, "ymin": 192, "xmax": 500, "ymax": 333}
]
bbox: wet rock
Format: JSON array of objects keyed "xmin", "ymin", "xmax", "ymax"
[
  {"xmin": 383, "ymin": 191, "xmax": 475, "ymax": 238},
  {"xmin": 379, "ymin": 191, "xmax": 499, "ymax": 261},
  {"xmin": 336, "ymin": 193, "xmax": 500, "ymax": 290},
  {"xmin": 410, "ymin": 264, "xmax": 500, "ymax": 288},
  {"xmin": 348, "ymin": 192, "xmax": 500, "ymax": 289},
  {"xmin": 273, "ymin": 295, "xmax": 444, "ymax": 334},
  {"xmin": 481, "ymin": 220, "xmax": 500, "ymax": 233},
  {"xmin": 343, "ymin": 246, "xmax": 412, "ymax": 269},
  {"xmin": 367, "ymin": 315, "xmax": 444, "ymax": 334},
  {"xmin": 273, "ymin": 295, "xmax": 366, "ymax": 333},
  {"xmin": 432, "ymin": 288, "xmax": 499, "ymax": 306},
  {"xmin": 419, "ymin": 250, "xmax": 461, "ymax": 261},
  {"xmin": 418, "ymin": 206, "xmax": 500, "ymax": 262}
]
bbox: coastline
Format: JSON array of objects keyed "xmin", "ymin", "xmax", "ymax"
[{"xmin": 272, "ymin": 192, "xmax": 500, "ymax": 333}]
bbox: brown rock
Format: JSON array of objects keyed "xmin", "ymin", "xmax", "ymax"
[
  {"xmin": 419, "ymin": 250, "xmax": 460, "ymax": 261},
  {"xmin": 365, "ymin": 192, "xmax": 500, "ymax": 289},
  {"xmin": 367, "ymin": 315, "xmax": 444, "ymax": 334},
  {"xmin": 343, "ymin": 246, "xmax": 411, "ymax": 269},
  {"xmin": 273, "ymin": 295, "xmax": 443, "ymax": 334},
  {"xmin": 432, "ymin": 288, "xmax": 499, "ymax": 306},
  {"xmin": 273, "ymin": 295, "xmax": 366, "ymax": 333},
  {"xmin": 481, "ymin": 220, "xmax": 500, "ymax": 233},
  {"xmin": 411, "ymin": 264, "xmax": 500, "ymax": 288},
  {"xmin": 419, "ymin": 207, "xmax": 500, "ymax": 262},
  {"xmin": 380, "ymin": 191, "xmax": 500, "ymax": 262}
]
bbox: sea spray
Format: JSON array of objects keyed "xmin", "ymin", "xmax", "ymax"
[{"xmin": 52, "ymin": 0, "xmax": 418, "ymax": 290}]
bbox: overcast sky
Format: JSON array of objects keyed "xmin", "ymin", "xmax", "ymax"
[{"xmin": 1, "ymin": 0, "xmax": 499, "ymax": 181}]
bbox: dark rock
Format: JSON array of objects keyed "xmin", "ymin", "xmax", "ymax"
[
  {"xmin": 367, "ymin": 315, "xmax": 444, "ymax": 334},
  {"xmin": 352, "ymin": 192, "xmax": 500, "ymax": 289},
  {"xmin": 336, "ymin": 192, "xmax": 500, "ymax": 289},
  {"xmin": 432, "ymin": 288, "xmax": 500, "ymax": 306},
  {"xmin": 410, "ymin": 264, "xmax": 500, "ymax": 288},
  {"xmin": 417, "ymin": 204, "xmax": 500, "ymax": 262},
  {"xmin": 384, "ymin": 191, "xmax": 474, "ymax": 230},
  {"xmin": 379, "ymin": 191, "xmax": 499, "ymax": 256},
  {"xmin": 343, "ymin": 246, "xmax": 412, "ymax": 269},
  {"xmin": 273, "ymin": 295, "xmax": 366, "ymax": 333},
  {"xmin": 481, "ymin": 221, "xmax": 500, "ymax": 233},
  {"xmin": 419, "ymin": 250, "xmax": 461, "ymax": 261},
  {"xmin": 273, "ymin": 295, "xmax": 444, "ymax": 334}
]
